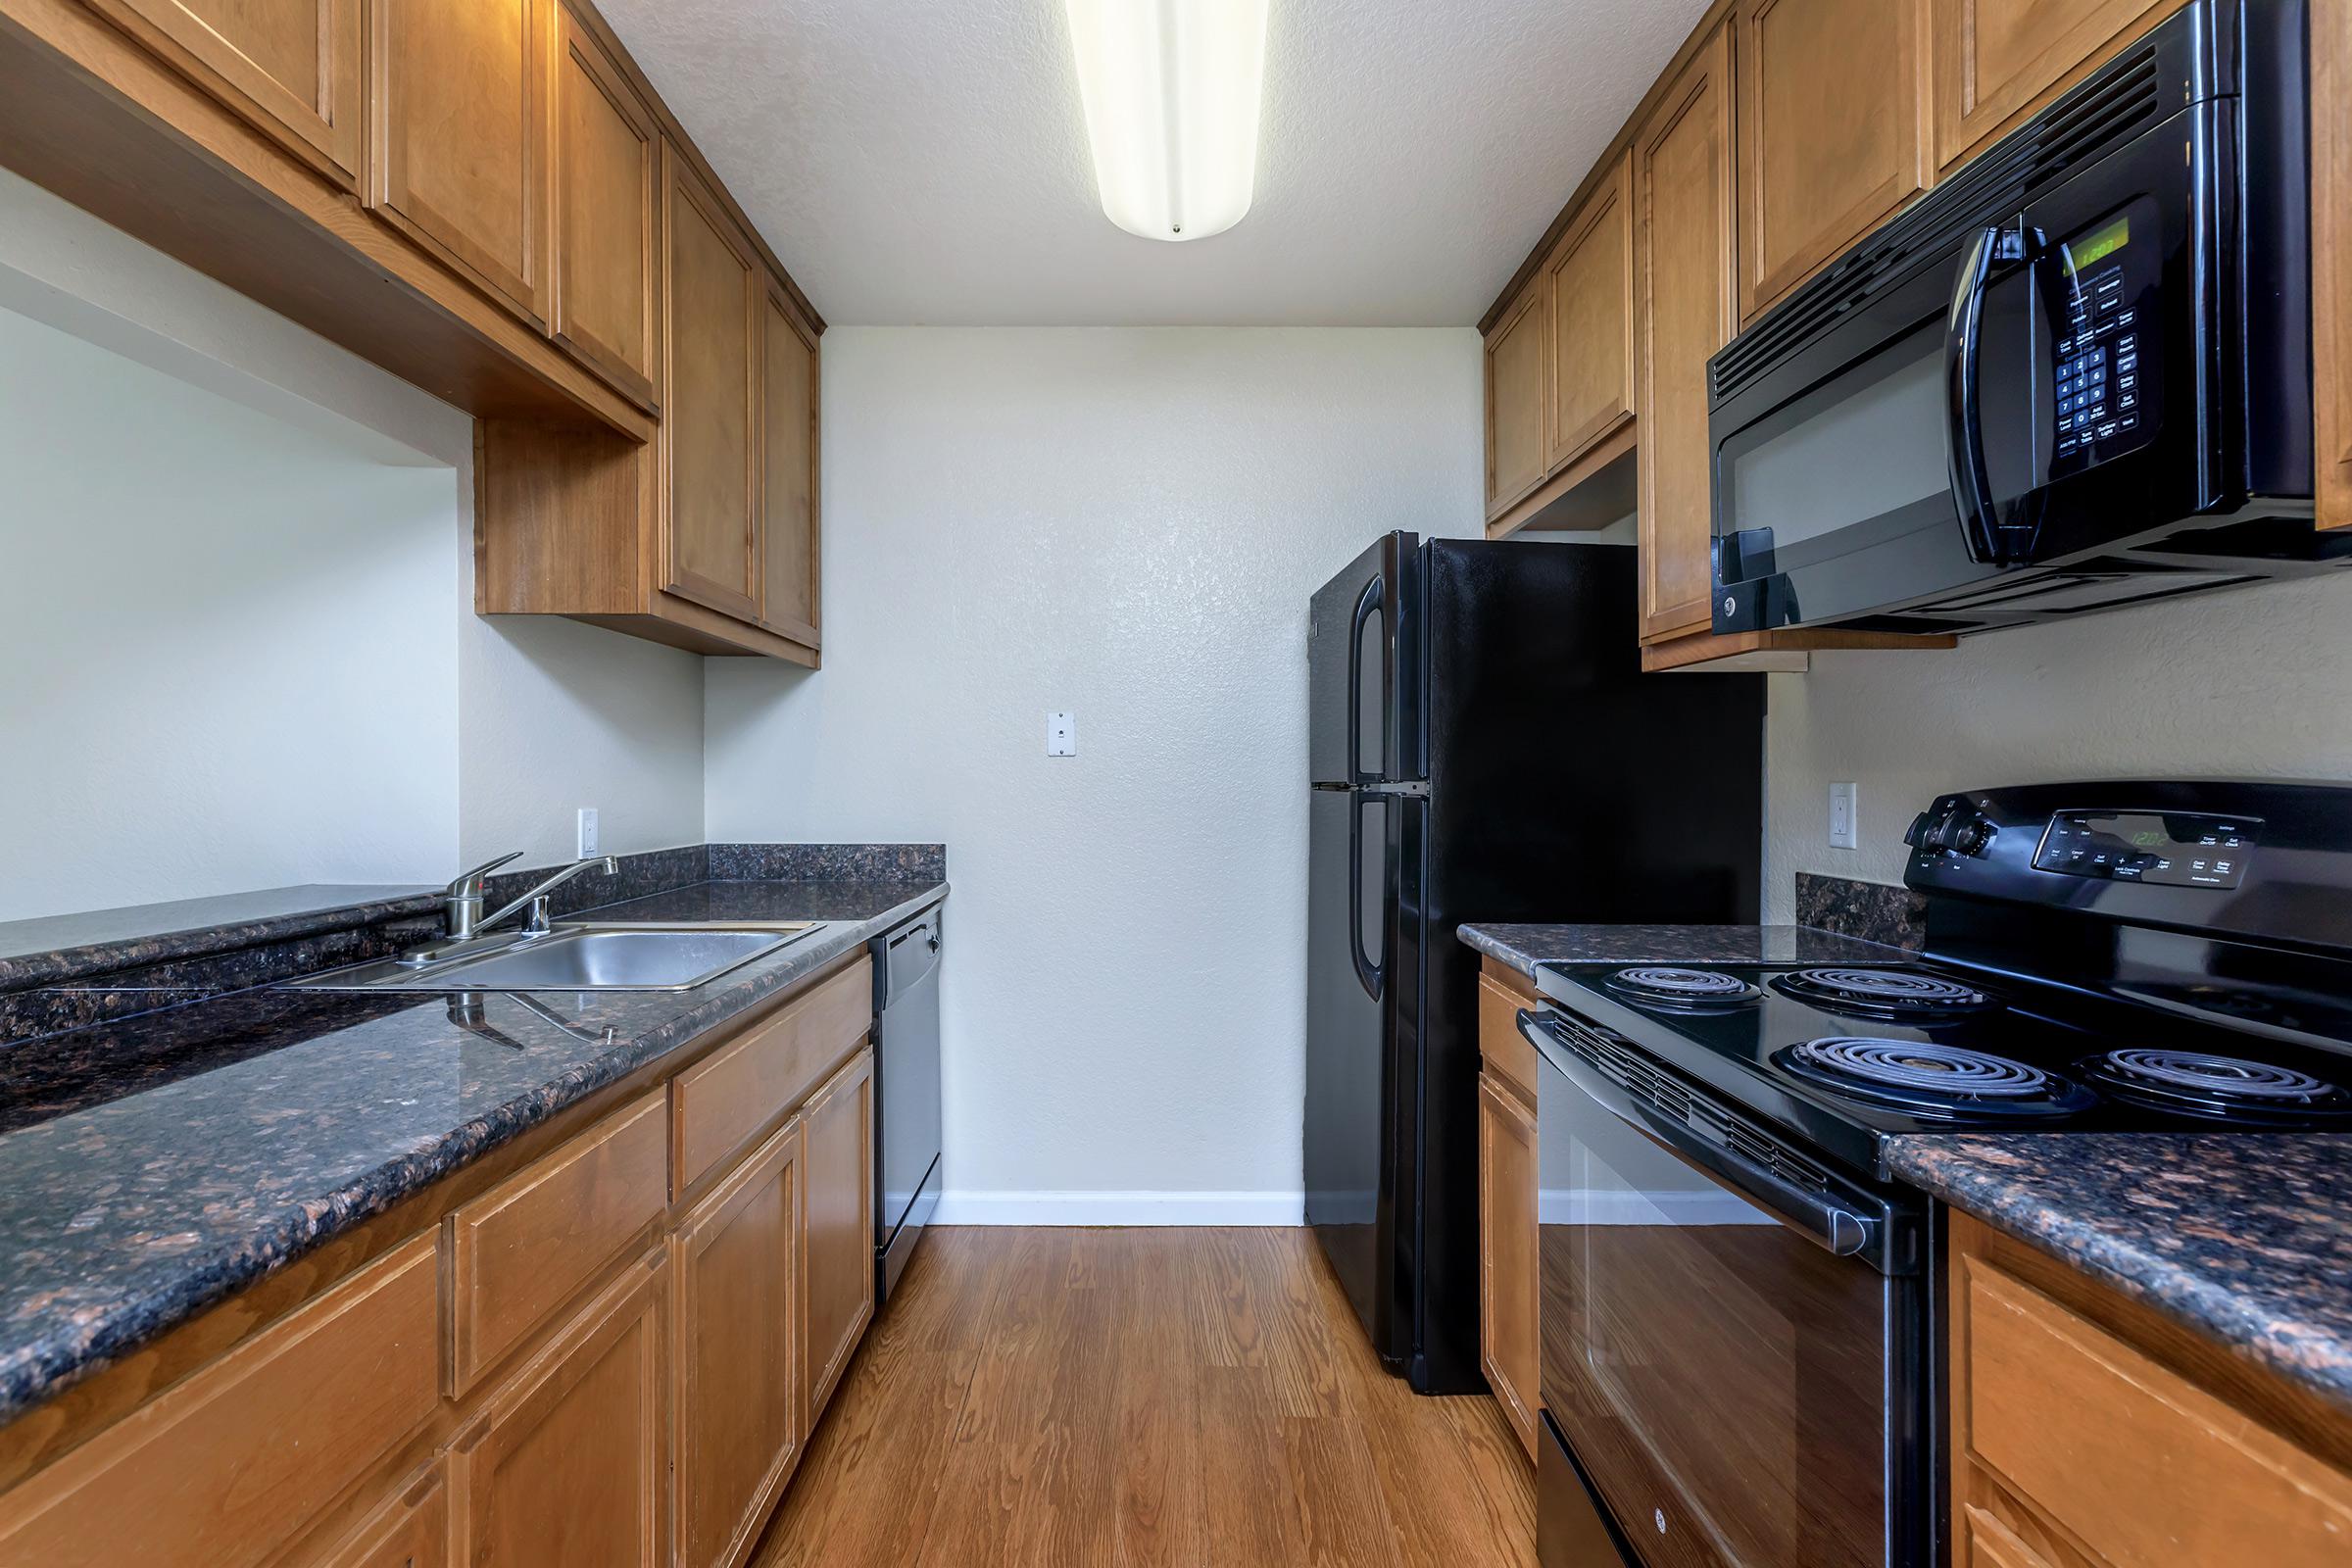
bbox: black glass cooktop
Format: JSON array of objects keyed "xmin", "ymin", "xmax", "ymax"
[{"xmin": 1534, "ymin": 958, "xmax": 2352, "ymax": 1178}]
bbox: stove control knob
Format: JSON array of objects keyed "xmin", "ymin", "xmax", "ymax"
[
  {"xmin": 1903, "ymin": 811, "xmax": 1935, "ymax": 850},
  {"xmin": 1952, "ymin": 818, "xmax": 1994, "ymax": 858}
]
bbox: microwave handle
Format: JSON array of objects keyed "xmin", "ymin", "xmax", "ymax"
[{"xmin": 1945, "ymin": 225, "xmax": 2011, "ymax": 565}]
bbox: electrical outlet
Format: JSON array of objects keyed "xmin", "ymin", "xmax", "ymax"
[
  {"xmin": 1047, "ymin": 711, "xmax": 1077, "ymax": 758},
  {"xmin": 576, "ymin": 807, "xmax": 600, "ymax": 858},
  {"xmin": 1828, "ymin": 783, "xmax": 1858, "ymax": 851}
]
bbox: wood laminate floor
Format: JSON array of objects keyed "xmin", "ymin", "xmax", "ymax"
[{"xmin": 750, "ymin": 1226, "xmax": 1536, "ymax": 1568}]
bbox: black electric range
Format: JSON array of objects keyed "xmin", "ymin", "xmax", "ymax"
[{"xmin": 1524, "ymin": 781, "xmax": 2352, "ymax": 1568}]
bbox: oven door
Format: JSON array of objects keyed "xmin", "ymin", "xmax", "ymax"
[{"xmin": 1522, "ymin": 1007, "xmax": 1929, "ymax": 1568}]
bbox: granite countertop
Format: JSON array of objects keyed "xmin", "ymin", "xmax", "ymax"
[
  {"xmin": 1885, "ymin": 1134, "xmax": 2352, "ymax": 1413},
  {"xmin": 0, "ymin": 876, "xmax": 945, "ymax": 1427},
  {"xmin": 1459, "ymin": 922, "xmax": 1907, "ymax": 977}
]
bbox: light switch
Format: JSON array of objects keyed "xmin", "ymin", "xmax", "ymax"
[
  {"xmin": 1047, "ymin": 711, "xmax": 1077, "ymax": 758},
  {"xmin": 577, "ymin": 807, "xmax": 600, "ymax": 858},
  {"xmin": 1829, "ymin": 783, "xmax": 1858, "ymax": 851}
]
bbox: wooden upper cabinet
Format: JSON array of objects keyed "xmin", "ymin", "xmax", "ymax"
[
  {"xmin": 1635, "ymin": 20, "xmax": 1738, "ymax": 644},
  {"xmin": 84, "ymin": 0, "xmax": 363, "ymax": 181},
  {"xmin": 455, "ymin": 1255, "xmax": 669, "ymax": 1568},
  {"xmin": 550, "ymin": 5, "xmax": 662, "ymax": 412},
  {"xmin": 673, "ymin": 1119, "xmax": 804, "ymax": 1568},
  {"xmin": 800, "ymin": 1048, "xmax": 874, "ymax": 1426},
  {"xmin": 662, "ymin": 145, "xmax": 762, "ymax": 623},
  {"xmin": 1544, "ymin": 151, "xmax": 1637, "ymax": 475},
  {"xmin": 760, "ymin": 288, "xmax": 821, "ymax": 647},
  {"xmin": 1484, "ymin": 279, "xmax": 1551, "ymax": 519},
  {"xmin": 370, "ymin": 0, "xmax": 551, "ymax": 325},
  {"xmin": 1928, "ymin": 0, "xmax": 2186, "ymax": 176},
  {"xmin": 1739, "ymin": 0, "xmax": 1928, "ymax": 320}
]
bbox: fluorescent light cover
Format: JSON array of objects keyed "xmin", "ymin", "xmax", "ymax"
[{"xmin": 1064, "ymin": 0, "xmax": 1270, "ymax": 242}]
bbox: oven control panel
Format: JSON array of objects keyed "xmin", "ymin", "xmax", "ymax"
[
  {"xmin": 2032, "ymin": 810, "xmax": 2259, "ymax": 888},
  {"xmin": 2048, "ymin": 201, "xmax": 2159, "ymax": 473}
]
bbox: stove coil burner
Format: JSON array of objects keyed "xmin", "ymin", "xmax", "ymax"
[
  {"xmin": 1773, "ymin": 966, "xmax": 1993, "ymax": 1017},
  {"xmin": 1603, "ymin": 966, "xmax": 1762, "ymax": 1008},
  {"xmin": 1776, "ymin": 1037, "xmax": 2093, "ymax": 1121},
  {"xmin": 2081, "ymin": 1048, "xmax": 2352, "ymax": 1124}
]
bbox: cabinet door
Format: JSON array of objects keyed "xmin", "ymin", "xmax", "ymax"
[
  {"xmin": 760, "ymin": 288, "xmax": 820, "ymax": 647},
  {"xmin": 801, "ymin": 1047, "xmax": 874, "ymax": 1425},
  {"xmin": 84, "ymin": 0, "xmax": 362, "ymax": 180},
  {"xmin": 1635, "ymin": 20, "xmax": 1738, "ymax": 645},
  {"xmin": 309, "ymin": 1460, "xmax": 450, "ymax": 1568},
  {"xmin": 1928, "ymin": 0, "xmax": 2184, "ymax": 175},
  {"xmin": 1544, "ymin": 152, "xmax": 1636, "ymax": 474},
  {"xmin": 1739, "ymin": 0, "xmax": 1927, "ymax": 320},
  {"xmin": 455, "ymin": 1255, "xmax": 668, "ymax": 1568},
  {"xmin": 369, "ymin": 0, "xmax": 550, "ymax": 324},
  {"xmin": 662, "ymin": 147, "xmax": 761, "ymax": 623},
  {"xmin": 550, "ymin": 5, "xmax": 662, "ymax": 411},
  {"xmin": 1484, "ymin": 278, "xmax": 1551, "ymax": 519},
  {"xmin": 1477, "ymin": 1071, "xmax": 1539, "ymax": 1462},
  {"xmin": 673, "ymin": 1119, "xmax": 804, "ymax": 1568}
]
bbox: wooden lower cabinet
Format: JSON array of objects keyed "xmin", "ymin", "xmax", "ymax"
[
  {"xmin": 1475, "ymin": 963, "xmax": 1544, "ymax": 1462},
  {"xmin": 674, "ymin": 1118, "xmax": 806, "ymax": 1568},
  {"xmin": 800, "ymin": 1046, "xmax": 876, "ymax": 1424},
  {"xmin": 309, "ymin": 1459, "xmax": 451, "ymax": 1568},
  {"xmin": 455, "ymin": 1251, "xmax": 670, "ymax": 1568},
  {"xmin": 1949, "ymin": 1211, "xmax": 2352, "ymax": 1568},
  {"xmin": 1477, "ymin": 1071, "xmax": 1539, "ymax": 1460}
]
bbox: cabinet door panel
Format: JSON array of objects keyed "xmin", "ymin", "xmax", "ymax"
[
  {"xmin": 456, "ymin": 1256, "xmax": 668, "ymax": 1568},
  {"xmin": 760, "ymin": 290, "xmax": 820, "ymax": 645},
  {"xmin": 801, "ymin": 1047, "xmax": 873, "ymax": 1424},
  {"xmin": 1636, "ymin": 21, "xmax": 1738, "ymax": 644},
  {"xmin": 1485, "ymin": 280, "xmax": 1550, "ymax": 518},
  {"xmin": 1929, "ymin": 0, "xmax": 2182, "ymax": 175},
  {"xmin": 551, "ymin": 6, "xmax": 662, "ymax": 410},
  {"xmin": 86, "ymin": 0, "xmax": 362, "ymax": 178},
  {"xmin": 1478, "ymin": 1072, "xmax": 1539, "ymax": 1461},
  {"xmin": 1740, "ymin": 0, "xmax": 1926, "ymax": 319},
  {"xmin": 1545, "ymin": 152, "xmax": 1636, "ymax": 473},
  {"xmin": 674, "ymin": 1120, "xmax": 804, "ymax": 1568},
  {"xmin": 370, "ymin": 0, "xmax": 549, "ymax": 323},
  {"xmin": 662, "ymin": 150, "xmax": 760, "ymax": 622},
  {"xmin": 310, "ymin": 1459, "xmax": 450, "ymax": 1568}
]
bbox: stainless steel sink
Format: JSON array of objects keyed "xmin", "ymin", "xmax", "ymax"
[{"xmin": 289, "ymin": 922, "xmax": 827, "ymax": 993}]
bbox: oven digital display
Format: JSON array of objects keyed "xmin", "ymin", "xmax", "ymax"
[{"xmin": 2033, "ymin": 811, "xmax": 2260, "ymax": 888}]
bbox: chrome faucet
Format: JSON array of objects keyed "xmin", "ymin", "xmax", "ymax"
[{"xmin": 440, "ymin": 853, "xmax": 618, "ymax": 942}]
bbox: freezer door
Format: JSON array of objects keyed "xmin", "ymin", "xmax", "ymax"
[
  {"xmin": 1308, "ymin": 532, "xmax": 1418, "ymax": 787},
  {"xmin": 1304, "ymin": 783, "xmax": 1403, "ymax": 1359}
]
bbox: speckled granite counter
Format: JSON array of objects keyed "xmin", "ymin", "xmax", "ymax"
[
  {"xmin": 1459, "ymin": 922, "xmax": 1907, "ymax": 978},
  {"xmin": 0, "ymin": 877, "xmax": 945, "ymax": 1427},
  {"xmin": 1885, "ymin": 1134, "xmax": 2352, "ymax": 1412}
]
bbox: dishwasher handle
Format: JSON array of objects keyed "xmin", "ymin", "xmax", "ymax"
[{"xmin": 882, "ymin": 912, "xmax": 942, "ymax": 1004}]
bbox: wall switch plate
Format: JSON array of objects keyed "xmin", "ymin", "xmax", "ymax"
[
  {"xmin": 1829, "ymin": 782, "xmax": 1858, "ymax": 851},
  {"xmin": 576, "ymin": 807, "xmax": 600, "ymax": 858},
  {"xmin": 1047, "ymin": 711, "xmax": 1077, "ymax": 758}
]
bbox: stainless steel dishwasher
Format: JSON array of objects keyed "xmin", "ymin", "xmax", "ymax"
[{"xmin": 872, "ymin": 907, "xmax": 942, "ymax": 1302}]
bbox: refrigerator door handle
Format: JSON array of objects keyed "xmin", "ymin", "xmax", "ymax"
[
  {"xmin": 1348, "ymin": 791, "xmax": 1389, "ymax": 1001},
  {"xmin": 1345, "ymin": 573, "xmax": 1385, "ymax": 786}
]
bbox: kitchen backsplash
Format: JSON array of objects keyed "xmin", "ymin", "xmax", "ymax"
[{"xmin": 1794, "ymin": 872, "xmax": 1928, "ymax": 952}]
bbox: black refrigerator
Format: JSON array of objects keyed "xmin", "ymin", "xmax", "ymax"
[{"xmin": 1306, "ymin": 534, "xmax": 1764, "ymax": 1394}]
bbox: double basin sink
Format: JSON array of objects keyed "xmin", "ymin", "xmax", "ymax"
[{"xmin": 290, "ymin": 922, "xmax": 831, "ymax": 994}]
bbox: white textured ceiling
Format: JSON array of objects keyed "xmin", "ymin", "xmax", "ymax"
[{"xmin": 595, "ymin": 0, "xmax": 1713, "ymax": 326}]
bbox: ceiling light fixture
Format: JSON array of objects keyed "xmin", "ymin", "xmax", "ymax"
[{"xmin": 1063, "ymin": 0, "xmax": 1271, "ymax": 243}]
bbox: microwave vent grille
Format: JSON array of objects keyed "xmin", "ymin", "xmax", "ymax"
[{"xmin": 1713, "ymin": 41, "xmax": 2170, "ymax": 403}]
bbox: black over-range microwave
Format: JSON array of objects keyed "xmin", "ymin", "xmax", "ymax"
[{"xmin": 1710, "ymin": 0, "xmax": 2348, "ymax": 638}]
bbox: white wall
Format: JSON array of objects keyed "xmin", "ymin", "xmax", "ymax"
[
  {"xmin": 0, "ymin": 170, "xmax": 706, "ymax": 919},
  {"xmin": 1761, "ymin": 571, "xmax": 2352, "ymax": 920},
  {"xmin": 705, "ymin": 326, "xmax": 1483, "ymax": 1220}
]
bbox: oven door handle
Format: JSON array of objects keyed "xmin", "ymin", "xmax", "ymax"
[{"xmin": 1520, "ymin": 1010, "xmax": 1910, "ymax": 1275}]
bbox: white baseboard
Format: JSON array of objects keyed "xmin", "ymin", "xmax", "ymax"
[{"xmin": 930, "ymin": 1190, "xmax": 1305, "ymax": 1226}]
